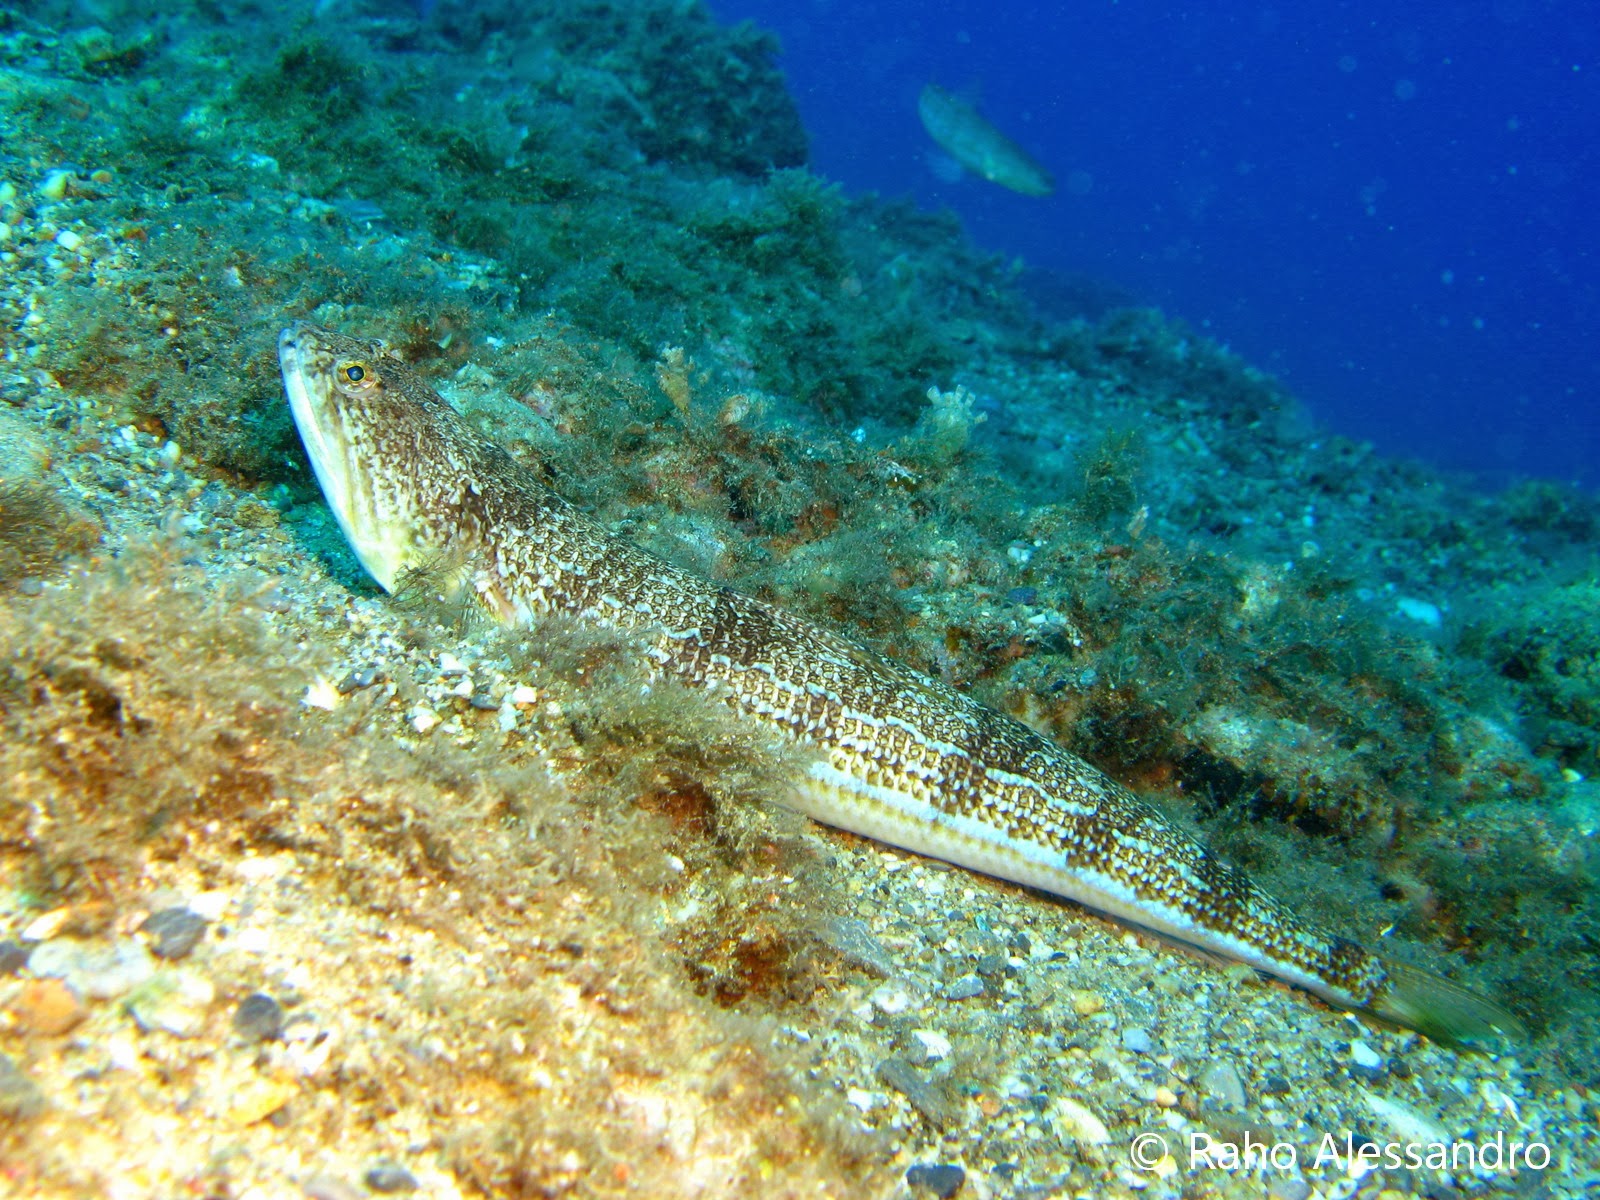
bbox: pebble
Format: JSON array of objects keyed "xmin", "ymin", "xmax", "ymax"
[
  {"xmin": 304, "ymin": 1175, "xmax": 365, "ymax": 1200},
  {"xmin": 869, "ymin": 978, "xmax": 924, "ymax": 1015},
  {"xmin": 139, "ymin": 907, "xmax": 208, "ymax": 959},
  {"xmin": 1350, "ymin": 1040, "xmax": 1386, "ymax": 1079},
  {"xmin": 0, "ymin": 940, "xmax": 27, "ymax": 975},
  {"xmin": 1268, "ymin": 1177, "xmax": 1312, "ymax": 1200},
  {"xmin": 0, "ymin": 1053, "xmax": 46, "ymax": 1120},
  {"xmin": 54, "ymin": 228, "xmax": 84, "ymax": 253},
  {"xmin": 942, "ymin": 973, "xmax": 984, "ymax": 1000},
  {"xmin": 336, "ymin": 667, "xmax": 381, "ymax": 693},
  {"xmin": 363, "ymin": 1160, "xmax": 419, "ymax": 1193},
  {"xmin": 39, "ymin": 169, "xmax": 74, "ymax": 201},
  {"xmin": 905, "ymin": 1162, "xmax": 965, "ymax": 1198},
  {"xmin": 815, "ymin": 916, "xmax": 895, "ymax": 977},
  {"xmin": 973, "ymin": 952, "xmax": 1007, "ymax": 978},
  {"xmin": 28, "ymin": 937, "xmax": 155, "ymax": 999},
  {"xmin": 1200, "ymin": 1060, "xmax": 1247, "ymax": 1109},
  {"xmin": 125, "ymin": 969, "xmax": 216, "ymax": 1038},
  {"xmin": 1053, "ymin": 1095, "xmax": 1112, "ymax": 1150},
  {"xmin": 876, "ymin": 1057, "xmax": 955, "ymax": 1127},
  {"xmin": 1069, "ymin": 989, "xmax": 1104, "ymax": 1017},
  {"xmin": 11, "ymin": 978, "xmax": 86, "ymax": 1035},
  {"xmin": 1120, "ymin": 1027, "xmax": 1153, "ymax": 1054},
  {"xmin": 224, "ymin": 1075, "xmax": 297, "ymax": 1127},
  {"xmin": 1006, "ymin": 586, "xmax": 1037, "ymax": 605},
  {"xmin": 910, "ymin": 1029, "xmax": 952, "ymax": 1062},
  {"xmin": 234, "ymin": 992, "xmax": 286, "ymax": 1043},
  {"xmin": 20, "ymin": 908, "xmax": 74, "ymax": 942}
]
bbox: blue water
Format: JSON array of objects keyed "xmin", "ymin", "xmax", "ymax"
[{"xmin": 707, "ymin": 0, "xmax": 1599, "ymax": 488}]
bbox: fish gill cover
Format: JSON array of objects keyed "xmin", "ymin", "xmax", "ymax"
[{"xmin": 0, "ymin": 0, "xmax": 1597, "ymax": 1196}]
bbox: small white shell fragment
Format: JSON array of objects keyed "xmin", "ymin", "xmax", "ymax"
[
  {"xmin": 438, "ymin": 652, "xmax": 468, "ymax": 676},
  {"xmin": 845, "ymin": 1087, "xmax": 876, "ymax": 1113},
  {"xmin": 106, "ymin": 1034, "xmax": 142, "ymax": 1071},
  {"xmin": 1350, "ymin": 1040, "xmax": 1384, "ymax": 1071},
  {"xmin": 55, "ymin": 228, "xmax": 84, "ymax": 252},
  {"xmin": 233, "ymin": 927, "xmax": 272, "ymax": 954},
  {"xmin": 511, "ymin": 684, "xmax": 539, "ymax": 705},
  {"xmin": 412, "ymin": 707, "xmax": 440, "ymax": 733},
  {"xmin": 1395, "ymin": 596, "xmax": 1442, "ymax": 627},
  {"xmin": 868, "ymin": 979, "xmax": 922, "ymax": 1015},
  {"xmin": 1053, "ymin": 1095, "xmax": 1111, "ymax": 1146},
  {"xmin": 302, "ymin": 678, "xmax": 340, "ymax": 711},
  {"xmin": 911, "ymin": 1029, "xmax": 952, "ymax": 1061},
  {"xmin": 21, "ymin": 908, "xmax": 73, "ymax": 941},
  {"xmin": 1361, "ymin": 1092, "xmax": 1451, "ymax": 1145},
  {"xmin": 188, "ymin": 891, "xmax": 230, "ymax": 921},
  {"xmin": 235, "ymin": 854, "xmax": 293, "ymax": 882}
]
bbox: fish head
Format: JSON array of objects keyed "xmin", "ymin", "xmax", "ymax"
[{"xmin": 278, "ymin": 322, "xmax": 439, "ymax": 593}]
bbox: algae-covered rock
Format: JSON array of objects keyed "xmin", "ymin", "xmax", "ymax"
[{"xmin": 0, "ymin": 412, "xmax": 99, "ymax": 588}]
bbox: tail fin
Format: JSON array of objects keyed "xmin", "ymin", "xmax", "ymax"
[{"xmin": 1369, "ymin": 958, "xmax": 1526, "ymax": 1050}]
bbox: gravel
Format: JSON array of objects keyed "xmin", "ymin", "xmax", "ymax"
[
  {"xmin": 27, "ymin": 937, "xmax": 155, "ymax": 999},
  {"xmin": 905, "ymin": 1162, "xmax": 965, "ymax": 1198},
  {"xmin": 233, "ymin": 992, "xmax": 287, "ymax": 1043},
  {"xmin": 139, "ymin": 907, "xmax": 208, "ymax": 960},
  {"xmin": 362, "ymin": 1160, "xmax": 419, "ymax": 1193}
]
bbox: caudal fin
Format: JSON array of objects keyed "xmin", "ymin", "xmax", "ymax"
[{"xmin": 1370, "ymin": 958, "xmax": 1526, "ymax": 1050}]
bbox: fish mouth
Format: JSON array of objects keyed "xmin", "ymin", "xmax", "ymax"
[
  {"xmin": 280, "ymin": 325, "xmax": 340, "ymax": 479},
  {"xmin": 279, "ymin": 323, "xmax": 401, "ymax": 592},
  {"xmin": 279, "ymin": 323, "xmax": 354, "ymax": 533}
]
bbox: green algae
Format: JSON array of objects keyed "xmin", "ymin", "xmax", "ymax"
[
  {"xmin": 0, "ymin": 477, "xmax": 97, "ymax": 589},
  {"xmin": 1467, "ymin": 578, "xmax": 1600, "ymax": 770}
]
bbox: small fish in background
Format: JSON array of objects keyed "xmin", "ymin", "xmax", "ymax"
[{"xmin": 917, "ymin": 84, "xmax": 1055, "ymax": 197}]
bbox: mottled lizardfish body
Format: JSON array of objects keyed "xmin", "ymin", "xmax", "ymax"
[{"xmin": 280, "ymin": 323, "xmax": 1520, "ymax": 1047}]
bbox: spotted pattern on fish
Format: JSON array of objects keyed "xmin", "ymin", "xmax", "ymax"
[{"xmin": 279, "ymin": 323, "xmax": 1522, "ymax": 1047}]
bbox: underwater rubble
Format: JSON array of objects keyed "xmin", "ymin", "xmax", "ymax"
[{"xmin": 1, "ymin": 1, "xmax": 1596, "ymax": 1197}]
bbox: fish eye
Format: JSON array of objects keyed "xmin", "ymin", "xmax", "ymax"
[{"xmin": 335, "ymin": 360, "xmax": 377, "ymax": 392}]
